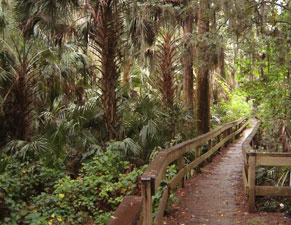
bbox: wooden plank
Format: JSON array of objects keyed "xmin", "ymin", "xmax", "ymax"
[
  {"xmin": 207, "ymin": 140, "xmax": 212, "ymax": 162},
  {"xmin": 107, "ymin": 196, "xmax": 143, "ymax": 225},
  {"xmin": 169, "ymin": 122, "xmax": 249, "ymax": 190},
  {"xmin": 242, "ymin": 145, "xmax": 252, "ymax": 165},
  {"xmin": 243, "ymin": 121, "xmax": 260, "ymax": 146},
  {"xmin": 256, "ymin": 186, "xmax": 291, "ymax": 197},
  {"xmin": 242, "ymin": 149, "xmax": 247, "ymax": 166},
  {"xmin": 168, "ymin": 168, "xmax": 187, "ymax": 190},
  {"xmin": 256, "ymin": 154, "xmax": 291, "ymax": 166},
  {"xmin": 184, "ymin": 135, "xmax": 229, "ymax": 173},
  {"xmin": 242, "ymin": 167, "xmax": 248, "ymax": 195},
  {"xmin": 153, "ymin": 188, "xmax": 169, "ymax": 225},
  {"xmin": 142, "ymin": 179, "xmax": 153, "ymax": 225},
  {"xmin": 177, "ymin": 156, "xmax": 185, "ymax": 188},
  {"xmin": 241, "ymin": 120, "xmax": 261, "ymax": 165},
  {"xmin": 248, "ymin": 155, "xmax": 256, "ymax": 212},
  {"xmin": 195, "ymin": 146, "xmax": 201, "ymax": 173},
  {"xmin": 169, "ymin": 135, "xmax": 230, "ymax": 189}
]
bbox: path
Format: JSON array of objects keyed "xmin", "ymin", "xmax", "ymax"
[{"xmin": 163, "ymin": 120, "xmax": 289, "ymax": 225}]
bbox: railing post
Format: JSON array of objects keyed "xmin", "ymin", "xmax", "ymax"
[
  {"xmin": 207, "ymin": 140, "xmax": 212, "ymax": 162},
  {"xmin": 224, "ymin": 129, "xmax": 229, "ymax": 146},
  {"xmin": 251, "ymin": 139, "xmax": 255, "ymax": 148},
  {"xmin": 254, "ymin": 134, "xmax": 259, "ymax": 149},
  {"xmin": 178, "ymin": 156, "xmax": 185, "ymax": 188},
  {"xmin": 235, "ymin": 124, "xmax": 240, "ymax": 139},
  {"xmin": 248, "ymin": 153, "xmax": 256, "ymax": 212},
  {"xmin": 141, "ymin": 178, "xmax": 153, "ymax": 225},
  {"xmin": 217, "ymin": 134, "xmax": 221, "ymax": 151},
  {"xmin": 195, "ymin": 146, "xmax": 201, "ymax": 173},
  {"xmin": 229, "ymin": 127, "xmax": 233, "ymax": 142}
]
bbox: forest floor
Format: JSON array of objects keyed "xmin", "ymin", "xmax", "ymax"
[{"xmin": 163, "ymin": 121, "xmax": 290, "ymax": 225}]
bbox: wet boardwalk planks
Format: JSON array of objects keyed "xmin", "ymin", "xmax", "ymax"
[{"xmin": 163, "ymin": 120, "xmax": 289, "ymax": 225}]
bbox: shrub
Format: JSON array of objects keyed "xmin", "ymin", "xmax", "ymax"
[
  {"xmin": 0, "ymin": 151, "xmax": 146, "ymax": 225},
  {"xmin": 211, "ymin": 90, "xmax": 252, "ymax": 125}
]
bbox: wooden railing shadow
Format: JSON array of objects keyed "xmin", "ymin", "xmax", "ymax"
[
  {"xmin": 108, "ymin": 117, "xmax": 249, "ymax": 225},
  {"xmin": 242, "ymin": 119, "xmax": 291, "ymax": 212}
]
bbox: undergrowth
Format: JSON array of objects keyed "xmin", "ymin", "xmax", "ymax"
[{"xmin": 0, "ymin": 151, "xmax": 146, "ymax": 224}]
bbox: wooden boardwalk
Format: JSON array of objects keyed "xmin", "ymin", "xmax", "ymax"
[
  {"xmin": 108, "ymin": 118, "xmax": 291, "ymax": 225},
  {"xmin": 163, "ymin": 119, "xmax": 289, "ymax": 225}
]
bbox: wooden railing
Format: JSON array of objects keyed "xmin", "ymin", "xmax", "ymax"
[
  {"xmin": 108, "ymin": 117, "xmax": 248, "ymax": 225},
  {"xmin": 242, "ymin": 120, "xmax": 291, "ymax": 212},
  {"xmin": 285, "ymin": 129, "xmax": 291, "ymax": 152}
]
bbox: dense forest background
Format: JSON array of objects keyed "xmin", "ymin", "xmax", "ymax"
[{"xmin": 0, "ymin": 0, "xmax": 290, "ymax": 224}]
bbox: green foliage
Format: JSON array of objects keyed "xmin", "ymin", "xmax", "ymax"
[
  {"xmin": 235, "ymin": 29, "xmax": 290, "ymax": 152},
  {"xmin": 0, "ymin": 158, "xmax": 66, "ymax": 224},
  {"xmin": 152, "ymin": 164, "xmax": 179, "ymax": 217},
  {"xmin": 0, "ymin": 151, "xmax": 146, "ymax": 225},
  {"xmin": 211, "ymin": 89, "xmax": 252, "ymax": 125},
  {"xmin": 120, "ymin": 94, "xmax": 196, "ymax": 163}
]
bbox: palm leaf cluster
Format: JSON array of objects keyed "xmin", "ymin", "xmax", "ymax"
[{"xmin": 15, "ymin": 0, "xmax": 79, "ymax": 42}]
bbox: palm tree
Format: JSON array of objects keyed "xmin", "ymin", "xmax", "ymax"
[
  {"xmin": 89, "ymin": 0, "xmax": 124, "ymax": 140},
  {"xmin": 0, "ymin": 38, "xmax": 47, "ymax": 140}
]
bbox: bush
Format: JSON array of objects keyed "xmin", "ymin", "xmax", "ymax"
[
  {"xmin": 212, "ymin": 90, "xmax": 252, "ymax": 125},
  {"xmin": 0, "ymin": 151, "xmax": 146, "ymax": 224}
]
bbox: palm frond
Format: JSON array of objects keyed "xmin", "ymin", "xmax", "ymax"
[
  {"xmin": 3, "ymin": 136, "xmax": 49, "ymax": 161},
  {"xmin": 140, "ymin": 120, "xmax": 158, "ymax": 146},
  {"xmin": 107, "ymin": 138, "xmax": 142, "ymax": 157}
]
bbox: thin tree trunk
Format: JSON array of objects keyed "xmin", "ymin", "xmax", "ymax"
[
  {"xmin": 196, "ymin": 0, "xmax": 210, "ymax": 134},
  {"xmin": 123, "ymin": 63, "xmax": 131, "ymax": 84},
  {"xmin": 122, "ymin": 56, "xmax": 133, "ymax": 85}
]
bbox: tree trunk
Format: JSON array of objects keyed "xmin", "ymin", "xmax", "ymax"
[
  {"xmin": 123, "ymin": 63, "xmax": 131, "ymax": 84},
  {"xmin": 182, "ymin": 5, "xmax": 194, "ymax": 110},
  {"xmin": 196, "ymin": 0, "xmax": 210, "ymax": 134},
  {"xmin": 122, "ymin": 56, "xmax": 133, "ymax": 85}
]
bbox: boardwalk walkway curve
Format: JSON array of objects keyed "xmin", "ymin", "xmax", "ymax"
[
  {"xmin": 163, "ymin": 119, "xmax": 257, "ymax": 225},
  {"xmin": 163, "ymin": 118, "xmax": 291, "ymax": 225},
  {"xmin": 108, "ymin": 118, "xmax": 291, "ymax": 225}
]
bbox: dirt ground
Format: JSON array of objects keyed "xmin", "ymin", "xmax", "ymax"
[{"xmin": 163, "ymin": 124, "xmax": 291, "ymax": 225}]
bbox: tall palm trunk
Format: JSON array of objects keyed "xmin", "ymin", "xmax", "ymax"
[
  {"xmin": 196, "ymin": 0, "xmax": 210, "ymax": 134},
  {"xmin": 156, "ymin": 32, "xmax": 177, "ymax": 107},
  {"xmin": 89, "ymin": 0, "xmax": 123, "ymax": 140}
]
